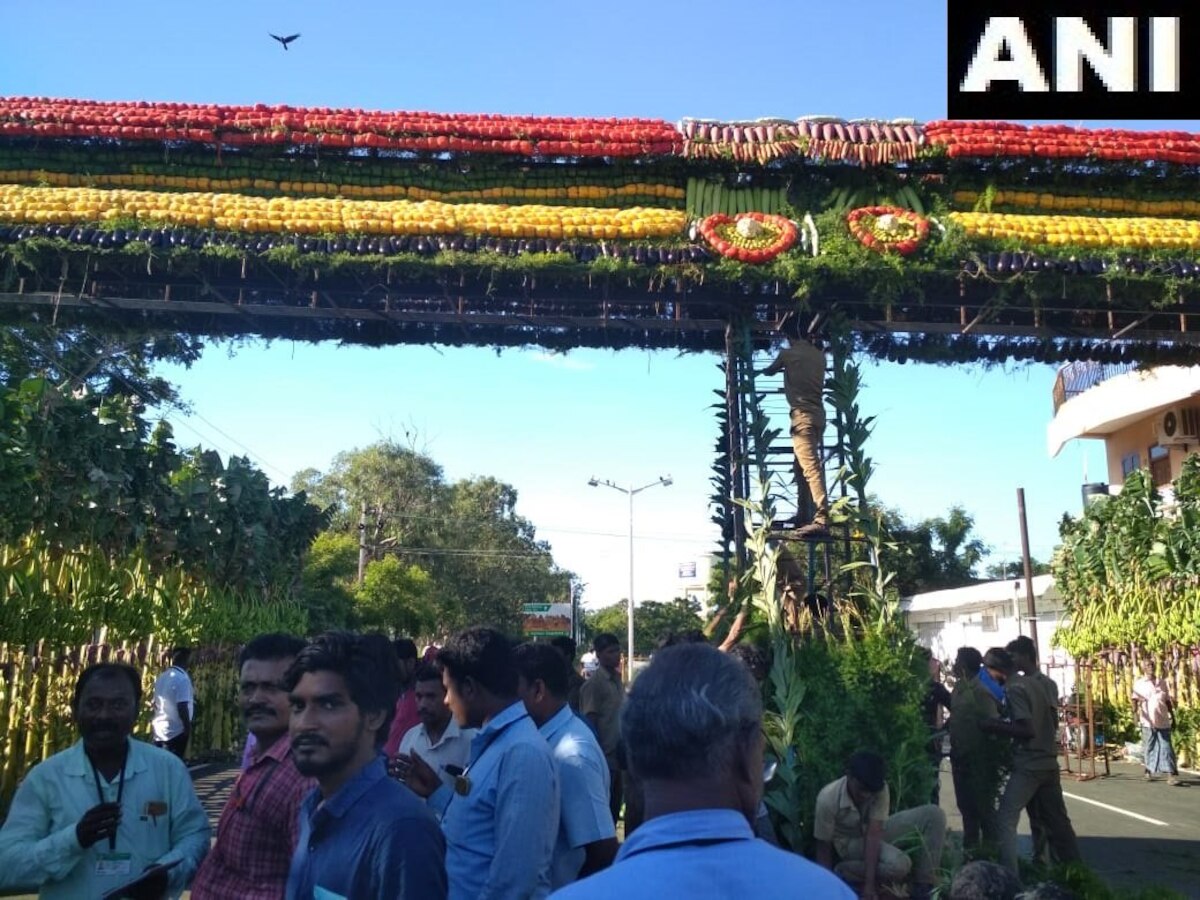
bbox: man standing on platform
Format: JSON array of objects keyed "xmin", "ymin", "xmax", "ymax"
[
  {"xmin": 192, "ymin": 633, "xmax": 314, "ymax": 900},
  {"xmin": 761, "ymin": 320, "xmax": 829, "ymax": 539},
  {"xmin": 580, "ymin": 633, "xmax": 625, "ymax": 824}
]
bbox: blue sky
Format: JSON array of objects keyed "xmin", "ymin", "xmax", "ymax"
[{"xmin": 1, "ymin": 1, "xmax": 1192, "ymax": 608}]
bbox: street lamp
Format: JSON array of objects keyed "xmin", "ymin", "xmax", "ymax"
[{"xmin": 587, "ymin": 475, "xmax": 673, "ymax": 681}]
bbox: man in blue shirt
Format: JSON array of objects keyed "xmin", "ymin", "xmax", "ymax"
[
  {"xmin": 514, "ymin": 642, "xmax": 618, "ymax": 889},
  {"xmin": 284, "ymin": 632, "xmax": 446, "ymax": 900},
  {"xmin": 401, "ymin": 627, "xmax": 558, "ymax": 900},
  {"xmin": 552, "ymin": 643, "xmax": 853, "ymax": 900}
]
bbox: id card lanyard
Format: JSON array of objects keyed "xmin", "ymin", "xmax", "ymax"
[{"xmin": 89, "ymin": 747, "xmax": 129, "ymax": 851}]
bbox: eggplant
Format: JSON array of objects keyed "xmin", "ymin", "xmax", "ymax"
[
  {"xmin": 355, "ymin": 238, "xmax": 370, "ymax": 254},
  {"xmin": 997, "ymin": 251, "xmax": 1012, "ymax": 273}
]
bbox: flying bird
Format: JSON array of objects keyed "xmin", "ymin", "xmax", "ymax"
[{"xmin": 270, "ymin": 33, "xmax": 301, "ymax": 50}]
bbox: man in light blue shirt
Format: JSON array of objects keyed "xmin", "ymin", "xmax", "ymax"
[
  {"xmin": 552, "ymin": 644, "xmax": 853, "ymax": 900},
  {"xmin": 0, "ymin": 662, "xmax": 210, "ymax": 900},
  {"xmin": 514, "ymin": 642, "xmax": 618, "ymax": 889},
  {"xmin": 402, "ymin": 627, "xmax": 558, "ymax": 900},
  {"xmin": 283, "ymin": 632, "xmax": 446, "ymax": 900}
]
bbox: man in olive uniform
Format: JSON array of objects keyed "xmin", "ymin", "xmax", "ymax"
[
  {"xmin": 985, "ymin": 636, "xmax": 1080, "ymax": 874},
  {"xmin": 761, "ymin": 323, "xmax": 828, "ymax": 538},
  {"xmin": 948, "ymin": 647, "xmax": 1006, "ymax": 853}
]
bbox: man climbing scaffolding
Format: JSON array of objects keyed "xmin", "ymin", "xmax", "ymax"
[{"xmin": 761, "ymin": 318, "xmax": 829, "ymax": 539}]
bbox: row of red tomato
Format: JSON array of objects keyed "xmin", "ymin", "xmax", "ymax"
[
  {"xmin": 0, "ymin": 121, "xmax": 676, "ymax": 156},
  {"xmin": 938, "ymin": 139, "xmax": 1200, "ymax": 164},
  {"xmin": 0, "ymin": 97, "xmax": 678, "ymax": 146},
  {"xmin": 925, "ymin": 121, "xmax": 1200, "ymax": 164},
  {"xmin": 925, "ymin": 120, "xmax": 1200, "ymax": 141}
]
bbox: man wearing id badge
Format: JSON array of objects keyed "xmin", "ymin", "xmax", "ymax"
[{"xmin": 0, "ymin": 663, "xmax": 210, "ymax": 899}]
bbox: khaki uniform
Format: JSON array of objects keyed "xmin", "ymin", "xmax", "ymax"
[
  {"xmin": 949, "ymin": 675, "xmax": 1007, "ymax": 849},
  {"xmin": 580, "ymin": 666, "xmax": 624, "ymax": 823},
  {"xmin": 996, "ymin": 671, "xmax": 1080, "ymax": 872},
  {"xmin": 814, "ymin": 776, "xmax": 945, "ymax": 886},
  {"xmin": 763, "ymin": 342, "xmax": 828, "ymax": 526}
]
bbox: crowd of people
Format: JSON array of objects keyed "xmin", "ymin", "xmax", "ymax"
[{"xmin": 0, "ymin": 621, "xmax": 1157, "ymax": 899}]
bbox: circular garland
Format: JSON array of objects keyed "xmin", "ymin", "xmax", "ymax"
[
  {"xmin": 698, "ymin": 212, "xmax": 798, "ymax": 264},
  {"xmin": 847, "ymin": 205, "xmax": 929, "ymax": 255}
]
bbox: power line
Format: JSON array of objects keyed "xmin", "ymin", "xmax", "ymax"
[
  {"xmin": 7, "ymin": 329, "xmax": 290, "ymax": 481},
  {"xmin": 12, "ymin": 326, "xmax": 293, "ymax": 481}
]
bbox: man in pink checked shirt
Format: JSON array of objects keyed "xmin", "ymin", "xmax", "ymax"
[{"xmin": 191, "ymin": 634, "xmax": 315, "ymax": 900}]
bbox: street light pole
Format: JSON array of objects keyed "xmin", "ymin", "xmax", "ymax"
[{"xmin": 588, "ymin": 475, "xmax": 673, "ymax": 682}]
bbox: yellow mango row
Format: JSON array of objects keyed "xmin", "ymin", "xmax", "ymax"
[
  {"xmin": 948, "ymin": 211, "xmax": 1200, "ymax": 250},
  {"xmin": 0, "ymin": 169, "xmax": 682, "ymax": 203},
  {"xmin": 953, "ymin": 190, "xmax": 1200, "ymax": 218},
  {"xmin": 0, "ymin": 184, "xmax": 687, "ymax": 240}
]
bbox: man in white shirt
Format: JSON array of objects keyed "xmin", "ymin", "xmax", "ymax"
[
  {"xmin": 151, "ymin": 648, "xmax": 195, "ymax": 760},
  {"xmin": 392, "ymin": 662, "xmax": 475, "ymax": 793}
]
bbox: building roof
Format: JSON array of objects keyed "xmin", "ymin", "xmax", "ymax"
[{"xmin": 901, "ymin": 574, "xmax": 1058, "ymax": 614}]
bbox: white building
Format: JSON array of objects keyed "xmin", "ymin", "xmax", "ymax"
[{"xmin": 901, "ymin": 575, "xmax": 1074, "ymax": 693}]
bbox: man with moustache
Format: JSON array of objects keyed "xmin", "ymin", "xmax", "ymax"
[
  {"xmin": 191, "ymin": 633, "xmax": 314, "ymax": 899},
  {"xmin": 401, "ymin": 627, "xmax": 558, "ymax": 900},
  {"xmin": 284, "ymin": 631, "xmax": 446, "ymax": 900},
  {"xmin": 0, "ymin": 663, "xmax": 210, "ymax": 899},
  {"xmin": 392, "ymin": 662, "xmax": 476, "ymax": 794}
]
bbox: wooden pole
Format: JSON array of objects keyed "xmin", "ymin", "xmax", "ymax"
[{"xmin": 1017, "ymin": 487, "xmax": 1040, "ymax": 651}]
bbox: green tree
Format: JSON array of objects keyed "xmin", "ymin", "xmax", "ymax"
[
  {"xmin": 297, "ymin": 531, "xmax": 358, "ymax": 632},
  {"xmin": 583, "ymin": 597, "xmax": 705, "ymax": 657},
  {"xmin": 985, "ymin": 557, "xmax": 1050, "ymax": 580},
  {"xmin": 296, "ymin": 441, "xmax": 573, "ymax": 634},
  {"xmin": 355, "ymin": 556, "xmax": 437, "ymax": 636},
  {"xmin": 879, "ymin": 503, "xmax": 990, "ymax": 595}
]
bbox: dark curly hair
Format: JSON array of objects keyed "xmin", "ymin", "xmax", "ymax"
[
  {"xmin": 438, "ymin": 627, "xmax": 518, "ymax": 697},
  {"xmin": 283, "ymin": 631, "xmax": 400, "ymax": 743}
]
